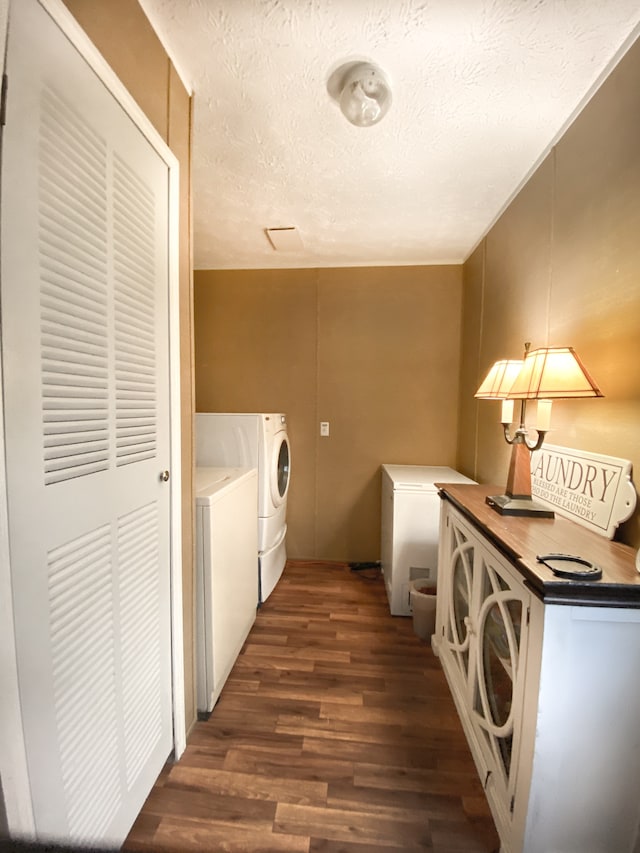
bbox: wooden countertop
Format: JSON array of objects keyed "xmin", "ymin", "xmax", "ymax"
[{"xmin": 437, "ymin": 483, "xmax": 640, "ymax": 608}]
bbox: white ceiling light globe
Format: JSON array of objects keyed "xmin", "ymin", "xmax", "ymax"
[{"xmin": 338, "ymin": 62, "xmax": 392, "ymax": 127}]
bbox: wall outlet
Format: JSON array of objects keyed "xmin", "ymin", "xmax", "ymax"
[{"xmin": 320, "ymin": 421, "xmax": 330, "ymax": 436}]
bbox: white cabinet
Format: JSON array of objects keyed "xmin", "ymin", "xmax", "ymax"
[
  {"xmin": 380, "ymin": 465, "xmax": 474, "ymax": 615},
  {"xmin": 434, "ymin": 502, "xmax": 532, "ymax": 845},
  {"xmin": 434, "ymin": 487, "xmax": 640, "ymax": 853}
]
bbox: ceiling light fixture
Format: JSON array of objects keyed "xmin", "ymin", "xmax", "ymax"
[{"xmin": 331, "ymin": 61, "xmax": 392, "ymax": 128}]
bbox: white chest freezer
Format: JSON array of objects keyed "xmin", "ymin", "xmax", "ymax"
[
  {"xmin": 195, "ymin": 466, "xmax": 258, "ymax": 714},
  {"xmin": 380, "ymin": 464, "xmax": 475, "ymax": 616}
]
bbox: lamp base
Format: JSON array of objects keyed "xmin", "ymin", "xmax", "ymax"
[{"xmin": 486, "ymin": 494, "xmax": 554, "ymax": 518}]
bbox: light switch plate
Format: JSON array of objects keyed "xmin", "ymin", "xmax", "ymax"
[{"xmin": 320, "ymin": 422, "xmax": 330, "ymax": 437}]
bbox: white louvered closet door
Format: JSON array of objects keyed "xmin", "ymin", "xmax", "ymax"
[{"xmin": 1, "ymin": 0, "xmax": 173, "ymax": 845}]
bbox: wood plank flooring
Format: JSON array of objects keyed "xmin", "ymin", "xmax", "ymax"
[{"xmin": 123, "ymin": 560, "xmax": 500, "ymax": 853}]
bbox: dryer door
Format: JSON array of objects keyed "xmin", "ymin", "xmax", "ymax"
[{"xmin": 270, "ymin": 433, "xmax": 291, "ymax": 507}]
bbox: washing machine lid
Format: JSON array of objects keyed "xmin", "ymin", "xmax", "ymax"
[
  {"xmin": 382, "ymin": 464, "xmax": 475, "ymax": 491},
  {"xmin": 195, "ymin": 466, "xmax": 257, "ymax": 504}
]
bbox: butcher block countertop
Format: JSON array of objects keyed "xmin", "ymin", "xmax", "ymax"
[{"xmin": 437, "ymin": 483, "xmax": 640, "ymax": 608}]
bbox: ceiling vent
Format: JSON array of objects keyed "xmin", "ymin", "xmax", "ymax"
[{"xmin": 265, "ymin": 227, "xmax": 304, "ymax": 251}]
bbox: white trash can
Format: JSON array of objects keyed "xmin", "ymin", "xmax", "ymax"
[{"xmin": 409, "ymin": 579, "xmax": 437, "ymax": 641}]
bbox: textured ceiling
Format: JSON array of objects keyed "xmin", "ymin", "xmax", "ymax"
[{"xmin": 138, "ymin": 0, "xmax": 640, "ymax": 270}]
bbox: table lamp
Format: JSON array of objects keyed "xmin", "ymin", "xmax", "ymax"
[{"xmin": 475, "ymin": 343, "xmax": 603, "ymax": 517}]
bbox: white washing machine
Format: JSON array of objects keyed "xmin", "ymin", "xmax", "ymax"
[{"xmin": 196, "ymin": 413, "xmax": 291, "ymax": 603}]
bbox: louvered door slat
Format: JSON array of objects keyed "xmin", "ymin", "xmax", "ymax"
[
  {"xmin": 48, "ymin": 527, "xmax": 121, "ymax": 841},
  {"xmin": 119, "ymin": 503, "xmax": 163, "ymax": 787},
  {"xmin": 113, "ymin": 152, "xmax": 158, "ymax": 469},
  {"xmin": 39, "ymin": 81, "xmax": 109, "ymax": 486},
  {"xmin": 41, "ymin": 257, "xmax": 109, "ymax": 293},
  {"xmin": 115, "ymin": 343, "xmax": 155, "ymax": 365},
  {"xmin": 39, "ymin": 187, "xmax": 108, "ymax": 245}
]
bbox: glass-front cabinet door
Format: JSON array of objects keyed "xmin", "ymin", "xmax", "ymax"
[
  {"xmin": 443, "ymin": 519, "xmax": 475, "ymax": 684},
  {"xmin": 470, "ymin": 547, "xmax": 529, "ymax": 813},
  {"xmin": 437, "ymin": 502, "xmax": 531, "ymax": 844}
]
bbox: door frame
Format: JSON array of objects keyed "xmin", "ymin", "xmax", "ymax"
[{"xmin": 0, "ymin": 0, "xmax": 186, "ymax": 835}]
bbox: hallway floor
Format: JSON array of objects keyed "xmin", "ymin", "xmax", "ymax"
[{"xmin": 123, "ymin": 560, "xmax": 499, "ymax": 852}]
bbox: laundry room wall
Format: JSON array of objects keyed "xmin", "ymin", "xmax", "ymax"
[
  {"xmin": 456, "ymin": 32, "xmax": 640, "ymax": 550},
  {"xmin": 61, "ymin": 0, "xmax": 197, "ymax": 729},
  {"xmin": 194, "ymin": 264, "xmax": 463, "ymax": 562}
]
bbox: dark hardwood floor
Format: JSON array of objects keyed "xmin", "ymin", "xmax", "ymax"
[{"xmin": 124, "ymin": 560, "xmax": 499, "ymax": 852}]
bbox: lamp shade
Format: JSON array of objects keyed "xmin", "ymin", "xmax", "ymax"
[
  {"xmin": 475, "ymin": 359, "xmax": 524, "ymax": 399},
  {"xmin": 506, "ymin": 347, "xmax": 603, "ymax": 399}
]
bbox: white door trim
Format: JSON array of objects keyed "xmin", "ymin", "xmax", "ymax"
[
  {"xmin": 0, "ymin": 2, "xmax": 36, "ymax": 836},
  {"xmin": 0, "ymin": 0, "xmax": 186, "ymax": 836}
]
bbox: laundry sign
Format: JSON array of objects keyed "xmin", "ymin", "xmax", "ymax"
[{"xmin": 530, "ymin": 444, "xmax": 637, "ymax": 538}]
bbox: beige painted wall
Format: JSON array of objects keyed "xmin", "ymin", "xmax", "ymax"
[
  {"xmin": 457, "ymin": 36, "xmax": 640, "ymax": 549},
  {"xmin": 195, "ymin": 265, "xmax": 463, "ymax": 561},
  {"xmin": 62, "ymin": 0, "xmax": 197, "ymax": 729}
]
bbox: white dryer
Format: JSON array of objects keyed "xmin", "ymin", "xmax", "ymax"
[{"xmin": 195, "ymin": 413, "xmax": 291, "ymax": 603}]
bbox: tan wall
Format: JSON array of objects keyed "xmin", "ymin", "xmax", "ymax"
[
  {"xmin": 195, "ymin": 265, "xmax": 463, "ymax": 561},
  {"xmin": 458, "ymin": 37, "xmax": 640, "ymax": 549},
  {"xmin": 62, "ymin": 0, "xmax": 197, "ymax": 730}
]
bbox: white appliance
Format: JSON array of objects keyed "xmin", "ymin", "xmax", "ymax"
[
  {"xmin": 196, "ymin": 413, "xmax": 291, "ymax": 603},
  {"xmin": 380, "ymin": 464, "xmax": 475, "ymax": 616},
  {"xmin": 195, "ymin": 466, "xmax": 259, "ymax": 714}
]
